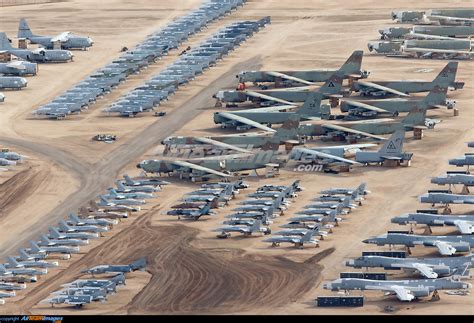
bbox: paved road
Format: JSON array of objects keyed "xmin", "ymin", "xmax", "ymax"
[{"xmin": 0, "ymin": 56, "xmax": 261, "ymax": 259}]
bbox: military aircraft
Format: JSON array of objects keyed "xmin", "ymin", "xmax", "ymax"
[
  {"xmin": 166, "ymin": 203, "xmax": 214, "ymax": 220},
  {"xmin": 314, "ymin": 190, "xmax": 362, "ymax": 203},
  {"xmin": 89, "ymin": 200, "xmax": 140, "ymax": 213},
  {"xmin": 102, "ymin": 188, "xmax": 155, "ymax": 200},
  {"xmin": 49, "ymin": 225, "xmax": 99, "ymax": 241},
  {"xmin": 18, "ymin": 18, "xmax": 93, "ymax": 50},
  {"xmin": 431, "ymin": 172, "xmax": 474, "ymax": 188},
  {"xmin": 321, "ymin": 183, "xmax": 369, "ymax": 196},
  {"xmin": 162, "ymin": 114, "xmax": 300, "ymax": 154},
  {"xmin": 114, "ymin": 180, "xmax": 159, "ymax": 193},
  {"xmin": 363, "ymin": 233, "xmax": 474, "ymax": 256},
  {"xmin": 213, "ymin": 220, "xmax": 270, "ymax": 238},
  {"xmin": 97, "ymin": 195, "xmax": 146, "ymax": 207},
  {"xmin": 66, "ymin": 213, "xmax": 117, "ymax": 227},
  {"xmin": 273, "ymin": 227, "xmax": 329, "ymax": 239},
  {"xmin": 296, "ymin": 204, "xmax": 347, "ymax": 216},
  {"xmin": 303, "ymin": 197, "xmax": 357, "ymax": 211},
  {"xmin": 225, "ymin": 207, "xmax": 274, "ymax": 221},
  {"xmin": 58, "ymin": 219, "xmax": 109, "ymax": 234},
  {"xmin": 0, "ymin": 150, "xmax": 28, "ymax": 161},
  {"xmin": 0, "ymin": 264, "xmax": 47, "ymax": 276},
  {"xmin": 323, "ymin": 277, "xmax": 470, "ymax": 301},
  {"xmin": 0, "ymin": 282, "xmax": 26, "ymax": 291},
  {"xmin": 82, "ymin": 258, "xmax": 146, "ymax": 275},
  {"xmin": 350, "ymin": 62, "xmax": 463, "ymax": 97},
  {"xmin": 411, "ymin": 25, "xmax": 474, "ymax": 38},
  {"xmin": 340, "ymin": 85, "xmax": 454, "ymax": 118},
  {"xmin": 419, "ymin": 192, "xmax": 474, "ymax": 206},
  {"xmin": 16, "ymin": 248, "xmax": 49, "ymax": 261},
  {"xmin": 424, "ymin": 8, "xmax": 474, "ymax": 25},
  {"xmin": 201, "ymin": 179, "xmax": 249, "ymax": 190},
  {"xmin": 0, "ymin": 158, "xmax": 16, "ymax": 166},
  {"xmin": 289, "ymin": 211, "xmax": 342, "ymax": 225},
  {"xmin": 78, "ymin": 208, "xmax": 129, "ymax": 221},
  {"xmin": 62, "ymin": 273, "xmax": 125, "ymax": 292},
  {"xmin": 392, "ymin": 213, "xmax": 474, "ymax": 234},
  {"xmin": 236, "ymin": 50, "xmax": 368, "ymax": 87},
  {"xmin": 0, "ymin": 76, "xmax": 27, "ymax": 90},
  {"xmin": 0, "ymin": 32, "xmax": 73, "ymax": 63},
  {"xmin": 0, "ymin": 61, "xmax": 37, "ymax": 76},
  {"xmin": 47, "ymin": 294, "xmax": 93, "ymax": 308},
  {"xmin": 346, "ymin": 254, "xmax": 473, "ymax": 278},
  {"xmin": 5, "ymin": 256, "xmax": 59, "ymax": 269},
  {"xmin": 355, "ymin": 130, "xmax": 412, "ymax": 165},
  {"xmin": 400, "ymin": 39, "xmax": 474, "ymax": 59},
  {"xmin": 264, "ymin": 228, "xmax": 319, "ymax": 248},
  {"xmin": 449, "ymin": 154, "xmax": 474, "ymax": 167},
  {"xmin": 38, "ymin": 234, "xmax": 89, "ymax": 247},
  {"xmin": 391, "ymin": 10, "xmax": 425, "ymax": 23},
  {"xmin": 28, "ymin": 240, "xmax": 80, "ymax": 255},
  {"xmin": 122, "ymin": 174, "xmax": 170, "ymax": 187}
]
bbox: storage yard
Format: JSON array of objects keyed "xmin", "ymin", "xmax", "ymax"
[{"xmin": 0, "ymin": 0, "xmax": 473, "ymax": 315}]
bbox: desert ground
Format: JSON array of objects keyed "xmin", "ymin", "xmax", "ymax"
[{"xmin": 0, "ymin": 0, "xmax": 473, "ymax": 315}]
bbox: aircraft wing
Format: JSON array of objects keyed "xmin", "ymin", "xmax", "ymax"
[
  {"xmin": 172, "ymin": 160, "xmax": 231, "ymax": 178},
  {"xmin": 234, "ymin": 104, "xmax": 297, "ymax": 113},
  {"xmin": 356, "ymin": 81, "xmax": 410, "ymax": 97},
  {"xmin": 244, "ymin": 90, "xmax": 294, "ymax": 105},
  {"xmin": 366, "ymin": 285, "xmax": 415, "ymax": 302},
  {"xmin": 265, "ymin": 71, "xmax": 314, "ymax": 85},
  {"xmin": 31, "ymin": 48, "xmax": 46, "ymax": 55},
  {"xmin": 342, "ymin": 100, "xmax": 392, "ymax": 113},
  {"xmin": 217, "ymin": 112, "xmax": 277, "ymax": 133},
  {"xmin": 315, "ymin": 143, "xmax": 378, "ymax": 150},
  {"xmin": 295, "ymin": 147, "xmax": 361, "ymax": 165},
  {"xmin": 427, "ymin": 15, "xmax": 474, "ymax": 23},
  {"xmin": 404, "ymin": 47, "xmax": 474, "ymax": 55},
  {"xmin": 51, "ymin": 31, "xmax": 72, "ymax": 42},
  {"xmin": 322, "ymin": 124, "xmax": 387, "ymax": 141},
  {"xmin": 396, "ymin": 263, "xmax": 438, "ymax": 278},
  {"xmin": 430, "ymin": 240, "xmax": 457, "ymax": 256},
  {"xmin": 6, "ymin": 61, "xmax": 26, "ymax": 70},
  {"xmin": 453, "ymin": 220, "xmax": 474, "ymax": 235},
  {"xmin": 380, "ymin": 155, "xmax": 403, "ymax": 160},
  {"xmin": 194, "ymin": 137, "xmax": 251, "ymax": 153}
]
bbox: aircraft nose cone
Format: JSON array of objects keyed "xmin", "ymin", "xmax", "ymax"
[
  {"xmin": 136, "ymin": 163, "xmax": 142, "ymax": 168},
  {"xmin": 323, "ymin": 282, "xmax": 331, "ymax": 289},
  {"xmin": 362, "ymin": 239, "xmax": 371, "ymax": 244},
  {"xmin": 346, "ymin": 259, "xmax": 354, "ymax": 266}
]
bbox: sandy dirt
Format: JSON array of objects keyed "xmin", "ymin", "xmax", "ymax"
[{"xmin": 0, "ymin": 0, "xmax": 473, "ymax": 315}]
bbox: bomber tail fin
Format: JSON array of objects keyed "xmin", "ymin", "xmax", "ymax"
[
  {"xmin": 378, "ymin": 130, "xmax": 405, "ymax": 156},
  {"xmin": 273, "ymin": 114, "xmax": 300, "ymax": 142},
  {"xmin": 432, "ymin": 61, "xmax": 458, "ymax": 89},
  {"xmin": 338, "ymin": 50, "xmax": 364, "ymax": 78}
]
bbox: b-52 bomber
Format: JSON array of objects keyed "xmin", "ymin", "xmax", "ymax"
[
  {"xmin": 363, "ymin": 233, "xmax": 474, "ymax": 256},
  {"xmin": 18, "ymin": 18, "xmax": 93, "ymax": 50},
  {"xmin": 392, "ymin": 213, "xmax": 474, "ymax": 235},
  {"xmin": 236, "ymin": 50, "xmax": 369, "ymax": 87},
  {"xmin": 349, "ymin": 61, "xmax": 463, "ymax": 97},
  {"xmin": 0, "ymin": 32, "xmax": 73, "ymax": 63},
  {"xmin": 323, "ymin": 277, "xmax": 470, "ymax": 302},
  {"xmin": 354, "ymin": 130, "xmax": 413, "ymax": 165},
  {"xmin": 346, "ymin": 254, "xmax": 473, "ymax": 278},
  {"xmin": 449, "ymin": 154, "xmax": 474, "ymax": 167}
]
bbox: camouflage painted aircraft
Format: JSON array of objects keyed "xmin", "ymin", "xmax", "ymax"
[
  {"xmin": 18, "ymin": 18, "xmax": 93, "ymax": 50},
  {"xmin": 0, "ymin": 32, "xmax": 73, "ymax": 63},
  {"xmin": 236, "ymin": 50, "xmax": 369, "ymax": 87},
  {"xmin": 350, "ymin": 61, "xmax": 463, "ymax": 97}
]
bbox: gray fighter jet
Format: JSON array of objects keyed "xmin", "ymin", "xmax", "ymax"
[
  {"xmin": 5, "ymin": 256, "xmax": 58, "ymax": 269},
  {"xmin": 47, "ymin": 295, "xmax": 93, "ymax": 308},
  {"xmin": 58, "ymin": 219, "xmax": 109, "ymax": 234},
  {"xmin": 213, "ymin": 220, "xmax": 270, "ymax": 237},
  {"xmin": 392, "ymin": 213, "xmax": 474, "ymax": 234},
  {"xmin": 38, "ymin": 234, "xmax": 89, "ymax": 247},
  {"xmin": 264, "ymin": 228, "xmax": 319, "ymax": 248},
  {"xmin": 122, "ymin": 174, "xmax": 170, "ymax": 187},
  {"xmin": 102, "ymin": 188, "xmax": 155, "ymax": 200},
  {"xmin": 18, "ymin": 18, "xmax": 93, "ymax": 50},
  {"xmin": 346, "ymin": 254, "xmax": 473, "ymax": 278},
  {"xmin": 363, "ymin": 233, "xmax": 474, "ymax": 255},
  {"xmin": 0, "ymin": 264, "xmax": 47, "ymax": 276},
  {"xmin": 321, "ymin": 183, "xmax": 369, "ymax": 196},
  {"xmin": 48, "ymin": 226, "xmax": 99, "ymax": 240},
  {"xmin": 114, "ymin": 180, "xmax": 159, "ymax": 193},
  {"xmin": 66, "ymin": 213, "xmax": 117, "ymax": 227},
  {"xmin": 323, "ymin": 277, "xmax": 470, "ymax": 301},
  {"xmin": 97, "ymin": 195, "xmax": 145, "ymax": 207},
  {"xmin": 166, "ymin": 203, "xmax": 214, "ymax": 220},
  {"xmin": 28, "ymin": 240, "xmax": 80, "ymax": 255},
  {"xmin": 0, "ymin": 282, "xmax": 26, "ymax": 291},
  {"xmin": 82, "ymin": 258, "xmax": 146, "ymax": 275},
  {"xmin": 289, "ymin": 211, "xmax": 342, "ymax": 225},
  {"xmin": 0, "ymin": 32, "xmax": 73, "ymax": 63}
]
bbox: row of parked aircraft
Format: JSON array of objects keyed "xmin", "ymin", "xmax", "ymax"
[
  {"xmin": 31, "ymin": 0, "xmax": 249, "ymax": 119},
  {"xmin": 0, "ymin": 148, "xmax": 27, "ymax": 172},
  {"xmin": 369, "ymin": 9, "xmax": 474, "ymax": 59},
  {"xmin": 0, "ymin": 174, "xmax": 166, "ymax": 305},
  {"xmin": 323, "ymin": 142, "xmax": 474, "ymax": 302},
  {"xmin": 44, "ymin": 258, "xmax": 146, "ymax": 308}
]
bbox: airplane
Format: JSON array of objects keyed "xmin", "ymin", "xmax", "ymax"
[
  {"xmin": 314, "ymin": 190, "xmax": 362, "ymax": 203},
  {"xmin": 0, "ymin": 61, "xmax": 38, "ymax": 76},
  {"xmin": 78, "ymin": 208, "xmax": 129, "ymax": 221},
  {"xmin": 289, "ymin": 211, "xmax": 342, "ymax": 225},
  {"xmin": 419, "ymin": 192, "xmax": 474, "ymax": 206},
  {"xmin": 233, "ymin": 197, "xmax": 285, "ymax": 213},
  {"xmin": 355, "ymin": 130, "xmax": 413, "ymax": 165},
  {"xmin": 63, "ymin": 273, "xmax": 125, "ymax": 291},
  {"xmin": 296, "ymin": 204, "xmax": 346, "ymax": 216},
  {"xmin": 350, "ymin": 62, "xmax": 463, "ymax": 97},
  {"xmin": 114, "ymin": 180, "xmax": 159, "ymax": 193},
  {"xmin": 58, "ymin": 219, "xmax": 109, "ymax": 234},
  {"xmin": 97, "ymin": 195, "xmax": 146, "ymax": 207},
  {"xmin": 0, "ymin": 32, "xmax": 74, "ymax": 63},
  {"xmin": 213, "ymin": 75, "xmax": 341, "ymax": 130},
  {"xmin": 28, "ymin": 240, "xmax": 80, "ymax": 256},
  {"xmin": 162, "ymin": 114, "xmax": 301, "ymax": 154},
  {"xmin": 424, "ymin": 8, "xmax": 474, "ymax": 25},
  {"xmin": 82, "ymin": 258, "xmax": 146, "ymax": 275},
  {"xmin": 47, "ymin": 294, "xmax": 93, "ymax": 308},
  {"xmin": 38, "ymin": 234, "xmax": 89, "ymax": 247},
  {"xmin": 236, "ymin": 50, "xmax": 369, "ymax": 87},
  {"xmin": 303, "ymin": 197, "xmax": 357, "ymax": 211},
  {"xmin": 49, "ymin": 226, "xmax": 99, "ymax": 240},
  {"xmin": 0, "ymin": 291, "xmax": 16, "ymax": 300},
  {"xmin": 166, "ymin": 203, "xmax": 214, "ymax": 220},
  {"xmin": 18, "ymin": 18, "xmax": 93, "ymax": 50},
  {"xmin": 449, "ymin": 154, "xmax": 474, "ymax": 167},
  {"xmin": 0, "ymin": 282, "xmax": 26, "ymax": 291},
  {"xmin": 122, "ymin": 174, "xmax": 170, "ymax": 187},
  {"xmin": 273, "ymin": 227, "xmax": 328, "ymax": 239},
  {"xmin": 363, "ymin": 233, "xmax": 474, "ymax": 256},
  {"xmin": 431, "ymin": 173, "xmax": 474, "ymax": 187},
  {"xmin": 340, "ymin": 84, "xmax": 454, "ymax": 118},
  {"xmin": 0, "ymin": 76, "xmax": 27, "ymax": 90},
  {"xmin": 16, "ymin": 248, "xmax": 49, "ymax": 261},
  {"xmin": 391, "ymin": 10, "xmax": 426, "ymax": 23},
  {"xmin": 66, "ymin": 213, "xmax": 117, "ymax": 228},
  {"xmin": 88, "ymin": 200, "xmax": 140, "ymax": 213},
  {"xmin": 0, "ymin": 150, "xmax": 27, "ymax": 161},
  {"xmin": 102, "ymin": 188, "xmax": 155, "ymax": 200},
  {"xmin": 223, "ymin": 214, "xmax": 272, "ymax": 226},
  {"xmin": 392, "ymin": 213, "xmax": 474, "ymax": 235},
  {"xmin": 323, "ymin": 277, "xmax": 471, "ymax": 302},
  {"xmin": 200, "ymin": 179, "xmax": 249, "ymax": 190},
  {"xmin": 213, "ymin": 220, "xmax": 270, "ymax": 237},
  {"xmin": 321, "ymin": 183, "xmax": 369, "ymax": 196},
  {"xmin": 400, "ymin": 39, "xmax": 474, "ymax": 59},
  {"xmin": 411, "ymin": 25, "xmax": 474, "ymax": 38},
  {"xmin": 0, "ymin": 264, "xmax": 47, "ymax": 276},
  {"xmin": 225, "ymin": 207, "xmax": 275, "ymax": 221},
  {"xmin": 346, "ymin": 254, "xmax": 473, "ymax": 278},
  {"xmin": 5, "ymin": 256, "xmax": 58, "ymax": 269},
  {"xmin": 298, "ymin": 102, "xmax": 431, "ymax": 141},
  {"xmin": 53, "ymin": 286, "xmax": 108, "ymax": 301},
  {"xmin": 264, "ymin": 228, "xmax": 319, "ymax": 248}
]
